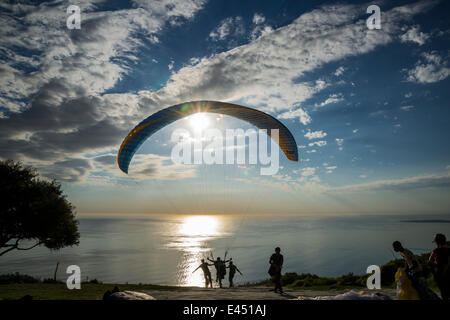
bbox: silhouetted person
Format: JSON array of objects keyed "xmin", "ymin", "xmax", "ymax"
[
  {"xmin": 193, "ymin": 259, "xmax": 213, "ymax": 288},
  {"xmin": 208, "ymin": 256, "xmax": 229, "ymax": 288},
  {"xmin": 393, "ymin": 241, "xmax": 422, "ymax": 279},
  {"xmin": 227, "ymin": 259, "xmax": 243, "ymax": 288},
  {"xmin": 269, "ymin": 247, "xmax": 284, "ymax": 294},
  {"xmin": 429, "ymin": 233, "xmax": 450, "ymax": 299}
]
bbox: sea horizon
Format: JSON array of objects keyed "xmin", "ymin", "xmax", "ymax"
[{"xmin": 2, "ymin": 213, "xmax": 450, "ymax": 287}]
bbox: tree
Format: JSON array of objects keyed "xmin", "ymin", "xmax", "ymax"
[{"xmin": 0, "ymin": 160, "xmax": 80, "ymax": 256}]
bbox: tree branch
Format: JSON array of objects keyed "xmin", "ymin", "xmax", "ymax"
[
  {"xmin": 17, "ymin": 241, "xmax": 42, "ymax": 251},
  {"xmin": 0, "ymin": 244, "xmax": 18, "ymax": 256},
  {"xmin": 0, "ymin": 239, "xmax": 42, "ymax": 256}
]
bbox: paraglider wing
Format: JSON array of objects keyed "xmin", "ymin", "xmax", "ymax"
[{"xmin": 118, "ymin": 101, "xmax": 298, "ymax": 173}]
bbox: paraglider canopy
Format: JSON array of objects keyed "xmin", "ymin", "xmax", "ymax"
[{"xmin": 117, "ymin": 100, "xmax": 298, "ymax": 174}]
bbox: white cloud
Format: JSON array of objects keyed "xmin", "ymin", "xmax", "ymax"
[
  {"xmin": 336, "ymin": 138, "xmax": 344, "ymax": 146},
  {"xmin": 352, "ymin": 129, "xmax": 359, "ymax": 134},
  {"xmin": 315, "ymin": 93, "xmax": 344, "ymax": 108},
  {"xmin": 94, "ymin": 153, "xmax": 196, "ymax": 181},
  {"xmin": 0, "ymin": 0, "xmax": 439, "ymax": 183},
  {"xmin": 334, "ymin": 66, "xmax": 345, "ymax": 76},
  {"xmin": 301, "ymin": 167, "xmax": 316, "ymax": 176},
  {"xmin": 400, "ymin": 25, "xmax": 430, "ymax": 46},
  {"xmin": 404, "ymin": 92, "xmax": 412, "ymax": 98},
  {"xmin": 278, "ymin": 107, "xmax": 311, "ymax": 125},
  {"xmin": 305, "ymin": 130, "xmax": 327, "ymax": 140},
  {"xmin": 250, "ymin": 25, "xmax": 274, "ymax": 40},
  {"xmin": 209, "ymin": 16, "xmax": 244, "ymax": 41},
  {"xmin": 252, "ymin": 13, "xmax": 265, "ymax": 25},
  {"xmin": 308, "ymin": 140, "xmax": 327, "ymax": 147},
  {"xmin": 329, "ymin": 173, "xmax": 450, "ymax": 194},
  {"xmin": 406, "ymin": 51, "xmax": 450, "ymax": 83},
  {"xmin": 401, "ymin": 105, "xmax": 415, "ymax": 111},
  {"xmin": 250, "ymin": 13, "xmax": 273, "ymax": 40},
  {"xmin": 370, "ymin": 110, "xmax": 386, "ymax": 117},
  {"xmin": 143, "ymin": 1, "xmax": 436, "ymax": 117},
  {"xmin": 325, "ymin": 165, "xmax": 337, "ymax": 174}
]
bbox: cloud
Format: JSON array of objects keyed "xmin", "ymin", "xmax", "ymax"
[
  {"xmin": 406, "ymin": 51, "xmax": 450, "ymax": 83},
  {"xmin": 93, "ymin": 153, "xmax": 196, "ymax": 181},
  {"xmin": 250, "ymin": 25, "xmax": 274, "ymax": 41},
  {"xmin": 369, "ymin": 110, "xmax": 387, "ymax": 117},
  {"xmin": 336, "ymin": 138, "xmax": 344, "ymax": 151},
  {"xmin": 0, "ymin": 0, "xmax": 207, "ymax": 180},
  {"xmin": 329, "ymin": 173, "xmax": 450, "ymax": 194},
  {"xmin": 38, "ymin": 158, "xmax": 93, "ymax": 183},
  {"xmin": 308, "ymin": 140, "xmax": 327, "ymax": 147},
  {"xmin": 0, "ymin": 0, "xmax": 439, "ymax": 183},
  {"xmin": 400, "ymin": 105, "xmax": 415, "ymax": 111},
  {"xmin": 252, "ymin": 13, "xmax": 265, "ymax": 25},
  {"xmin": 305, "ymin": 130, "xmax": 327, "ymax": 140},
  {"xmin": 400, "ymin": 25, "xmax": 430, "ymax": 46},
  {"xmin": 209, "ymin": 16, "xmax": 245, "ymax": 41},
  {"xmin": 315, "ymin": 93, "xmax": 344, "ymax": 108},
  {"xmin": 334, "ymin": 66, "xmax": 345, "ymax": 76},
  {"xmin": 278, "ymin": 107, "xmax": 311, "ymax": 125},
  {"xmin": 144, "ymin": 1, "xmax": 436, "ymax": 115},
  {"xmin": 301, "ymin": 167, "xmax": 316, "ymax": 176},
  {"xmin": 250, "ymin": 13, "xmax": 273, "ymax": 40},
  {"xmin": 325, "ymin": 165, "xmax": 337, "ymax": 173}
]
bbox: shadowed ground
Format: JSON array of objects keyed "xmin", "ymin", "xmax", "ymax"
[{"xmin": 0, "ymin": 283, "xmax": 397, "ymax": 300}]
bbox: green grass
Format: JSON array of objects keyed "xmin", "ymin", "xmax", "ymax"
[{"xmin": 0, "ymin": 283, "xmax": 183, "ymax": 300}]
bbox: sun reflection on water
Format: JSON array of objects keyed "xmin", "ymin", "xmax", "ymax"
[{"xmin": 166, "ymin": 216, "xmax": 224, "ymax": 287}]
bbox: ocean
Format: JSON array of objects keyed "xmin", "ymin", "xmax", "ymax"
[{"xmin": 1, "ymin": 214, "xmax": 450, "ymax": 287}]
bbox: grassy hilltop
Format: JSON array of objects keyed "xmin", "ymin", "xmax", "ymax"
[{"xmin": 0, "ymin": 247, "xmax": 444, "ymax": 300}]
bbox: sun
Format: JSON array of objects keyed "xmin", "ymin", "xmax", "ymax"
[
  {"xmin": 188, "ymin": 113, "xmax": 210, "ymax": 133},
  {"xmin": 179, "ymin": 216, "xmax": 220, "ymax": 237}
]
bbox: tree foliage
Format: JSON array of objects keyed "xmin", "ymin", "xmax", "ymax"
[{"xmin": 0, "ymin": 160, "xmax": 79, "ymax": 256}]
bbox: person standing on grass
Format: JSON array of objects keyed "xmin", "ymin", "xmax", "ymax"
[
  {"xmin": 269, "ymin": 247, "xmax": 284, "ymax": 294},
  {"xmin": 207, "ymin": 256, "xmax": 229, "ymax": 288},
  {"xmin": 429, "ymin": 233, "xmax": 450, "ymax": 300},
  {"xmin": 193, "ymin": 259, "xmax": 213, "ymax": 288},
  {"xmin": 227, "ymin": 259, "xmax": 243, "ymax": 288}
]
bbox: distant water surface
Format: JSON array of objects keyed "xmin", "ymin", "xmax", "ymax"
[{"xmin": 1, "ymin": 214, "xmax": 450, "ymax": 287}]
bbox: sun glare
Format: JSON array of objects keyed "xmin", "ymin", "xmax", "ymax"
[
  {"xmin": 172, "ymin": 216, "xmax": 222, "ymax": 287},
  {"xmin": 188, "ymin": 113, "xmax": 210, "ymax": 133},
  {"xmin": 179, "ymin": 216, "xmax": 219, "ymax": 237}
]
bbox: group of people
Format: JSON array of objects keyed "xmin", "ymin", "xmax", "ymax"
[
  {"xmin": 193, "ymin": 233, "xmax": 449, "ymax": 299},
  {"xmin": 193, "ymin": 256, "xmax": 242, "ymax": 288},
  {"xmin": 393, "ymin": 233, "xmax": 450, "ymax": 299},
  {"xmin": 193, "ymin": 247, "xmax": 284, "ymax": 292}
]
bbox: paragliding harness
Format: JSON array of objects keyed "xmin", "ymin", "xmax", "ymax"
[{"xmin": 398, "ymin": 267, "xmax": 441, "ymax": 300}]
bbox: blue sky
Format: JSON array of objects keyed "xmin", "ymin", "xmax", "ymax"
[{"xmin": 0, "ymin": 0, "xmax": 449, "ymax": 215}]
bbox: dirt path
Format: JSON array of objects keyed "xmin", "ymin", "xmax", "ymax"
[{"xmin": 141, "ymin": 286, "xmax": 397, "ymax": 300}]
